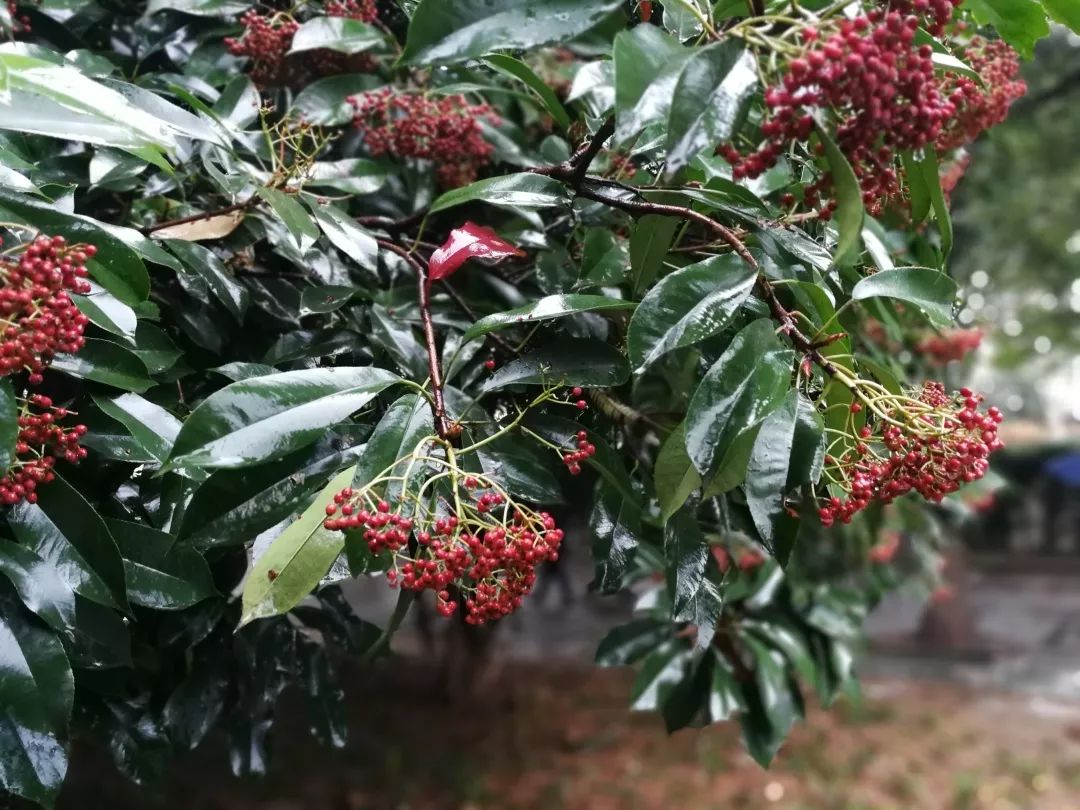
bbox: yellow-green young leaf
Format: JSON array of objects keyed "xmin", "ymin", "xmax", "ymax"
[{"xmin": 240, "ymin": 465, "xmax": 356, "ymax": 626}]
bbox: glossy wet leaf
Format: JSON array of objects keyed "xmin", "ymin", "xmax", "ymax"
[
  {"xmin": 589, "ymin": 484, "xmax": 641, "ymax": 593},
  {"xmin": 289, "ymin": 17, "xmax": 384, "ymax": 54},
  {"xmin": 428, "ymin": 221, "xmax": 524, "ymax": 282},
  {"xmin": 93, "ymin": 393, "xmax": 182, "ymax": 465},
  {"xmin": 165, "ymin": 239, "xmax": 249, "ymax": 321},
  {"xmin": 666, "ymin": 41, "xmax": 757, "ymax": 178},
  {"xmin": 308, "ymin": 158, "xmax": 388, "ymax": 196},
  {"xmin": 108, "ymin": 520, "xmax": 216, "ymax": 610},
  {"xmin": 400, "ymin": 0, "xmax": 624, "ymax": 65},
  {"xmin": 630, "ymin": 640, "xmax": 692, "ymax": 712},
  {"xmin": 595, "ymin": 618, "xmax": 671, "ymax": 667},
  {"xmin": 655, "ymin": 423, "xmax": 701, "ymax": 524},
  {"xmin": 664, "ymin": 506, "xmax": 709, "ymax": 619},
  {"xmin": 240, "ymin": 466, "xmax": 357, "ymax": 626},
  {"xmin": 966, "ymin": 0, "xmax": 1050, "ymax": 58},
  {"xmin": 482, "ymin": 339, "xmax": 629, "ymax": 391},
  {"xmin": 130, "ymin": 323, "xmax": 181, "ymax": 375},
  {"xmin": 0, "ymin": 540, "xmax": 76, "ymax": 636},
  {"xmin": 51, "ymin": 339, "xmax": 154, "ymax": 393},
  {"xmin": 257, "ymin": 187, "xmax": 320, "ymax": 252},
  {"xmin": 291, "ymin": 73, "xmax": 383, "ymax": 126},
  {"xmin": 71, "ymin": 283, "xmax": 137, "ymax": 341},
  {"xmin": 300, "ymin": 285, "xmax": 367, "ymax": 316},
  {"xmin": 851, "ymin": 267, "xmax": 958, "ymax": 328},
  {"xmin": 181, "ymin": 428, "xmax": 366, "ymax": 548},
  {"xmin": 745, "ymin": 391, "xmax": 822, "ymax": 564},
  {"xmin": 8, "ymin": 475, "xmax": 128, "ymax": 612},
  {"xmin": 685, "ymin": 319, "xmax": 794, "ymax": 479},
  {"xmin": 461, "ymin": 294, "xmax": 635, "ymax": 343},
  {"xmin": 740, "ymin": 637, "xmax": 803, "ymax": 766},
  {"xmin": 526, "ymin": 414, "xmax": 635, "ymax": 502},
  {"xmin": 475, "ymin": 435, "xmax": 564, "ymax": 505},
  {"xmin": 627, "ymin": 253, "xmax": 757, "ymax": 371},
  {"xmin": 429, "ymin": 172, "xmax": 569, "ymax": 213},
  {"xmin": 166, "ymin": 367, "xmax": 400, "ymax": 471},
  {"xmin": 0, "ymin": 582, "xmax": 73, "ymax": 808},
  {"xmin": 309, "ymin": 203, "xmax": 379, "ymax": 271},
  {"xmin": 614, "ymin": 25, "xmax": 691, "ymax": 143},
  {"xmin": 918, "ymin": 148, "xmax": 954, "ymax": 256}
]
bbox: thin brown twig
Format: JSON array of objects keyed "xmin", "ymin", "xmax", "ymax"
[
  {"xmin": 142, "ymin": 199, "xmax": 257, "ymax": 235},
  {"xmin": 377, "ymin": 239, "xmax": 452, "ymax": 439}
]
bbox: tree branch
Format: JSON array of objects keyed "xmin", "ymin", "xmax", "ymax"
[
  {"xmin": 141, "ymin": 198, "xmax": 258, "ymax": 235},
  {"xmin": 377, "ymin": 239, "xmax": 452, "ymax": 439}
]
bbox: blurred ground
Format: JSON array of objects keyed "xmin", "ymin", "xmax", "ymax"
[{"xmin": 59, "ymin": 662, "xmax": 1080, "ymax": 810}]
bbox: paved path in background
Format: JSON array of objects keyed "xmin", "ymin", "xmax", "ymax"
[{"xmin": 342, "ymin": 561, "xmax": 1080, "ymax": 703}]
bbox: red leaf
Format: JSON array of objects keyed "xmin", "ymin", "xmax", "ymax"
[{"xmin": 427, "ymin": 222, "xmax": 524, "ymax": 283}]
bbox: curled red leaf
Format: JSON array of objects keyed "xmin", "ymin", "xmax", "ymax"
[{"xmin": 427, "ymin": 222, "xmax": 524, "ymax": 284}]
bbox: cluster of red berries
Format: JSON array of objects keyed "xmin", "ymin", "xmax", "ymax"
[
  {"xmin": 915, "ymin": 326, "xmax": 982, "ymax": 364},
  {"xmin": 818, "ymin": 383, "xmax": 1004, "ymax": 527},
  {"xmin": 936, "ymin": 37, "xmax": 1026, "ymax": 153},
  {"xmin": 1, "ymin": 234, "xmax": 93, "ymax": 384},
  {"xmin": 225, "ymin": 1, "xmax": 379, "ymax": 84},
  {"xmin": 0, "ymin": 394, "xmax": 87, "ymax": 506},
  {"xmin": 883, "ymin": 0, "xmax": 956, "ymax": 37},
  {"xmin": 722, "ymin": 10, "xmax": 959, "ymax": 216},
  {"xmin": 348, "ymin": 90, "xmax": 500, "ymax": 188},
  {"xmin": 224, "ymin": 11, "xmax": 299, "ymax": 84},
  {"xmin": 6, "ymin": 0, "xmax": 32, "ymax": 33},
  {"xmin": 323, "ymin": 472, "xmax": 564, "ymax": 624},
  {"xmin": 561, "ymin": 429, "xmax": 596, "ymax": 476}
]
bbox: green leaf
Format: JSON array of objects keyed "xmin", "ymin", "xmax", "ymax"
[
  {"xmin": 900, "ymin": 150, "xmax": 931, "ymax": 225},
  {"xmin": 484, "ymin": 55, "xmax": 570, "ymax": 128},
  {"xmin": 0, "ymin": 540, "xmax": 76, "ymax": 635},
  {"xmin": 93, "ymin": 393, "xmax": 182, "ymax": 465},
  {"xmin": 589, "ymin": 484, "xmax": 641, "ymax": 593},
  {"xmin": 51, "ymin": 338, "xmax": 154, "ymax": 392},
  {"xmin": 0, "ymin": 582, "xmax": 73, "ymax": 808},
  {"xmin": 67, "ymin": 595, "xmax": 130, "ymax": 669},
  {"xmin": 0, "ymin": 378, "xmax": 17, "ymax": 474},
  {"xmin": 627, "ymin": 253, "xmax": 757, "ymax": 371},
  {"xmin": 167, "ymin": 367, "xmax": 401, "ymax": 471},
  {"xmin": 685, "ymin": 319, "xmax": 794, "ymax": 479},
  {"xmin": 180, "ymin": 428, "xmax": 366, "ymax": 548},
  {"xmin": 240, "ymin": 466, "xmax": 356, "ymax": 626},
  {"xmin": 578, "ymin": 227, "xmax": 629, "ymax": 286},
  {"xmin": 630, "ymin": 640, "xmax": 691, "ymax": 712},
  {"xmin": 613, "ymin": 25, "xmax": 691, "ymax": 143},
  {"xmin": 292, "ymin": 73, "xmax": 383, "ymax": 126},
  {"xmin": 966, "ymin": 0, "xmax": 1050, "ymax": 58},
  {"xmin": 851, "ymin": 267, "xmax": 958, "ymax": 329},
  {"xmin": 289, "ymin": 17, "xmax": 384, "ymax": 54},
  {"xmin": 483, "ymin": 338, "xmax": 629, "ymax": 391},
  {"xmin": 107, "ymin": 520, "xmax": 216, "ymax": 610},
  {"xmin": 816, "ymin": 124, "xmax": 864, "ymax": 264},
  {"xmin": 71, "ymin": 283, "xmax": 137, "ymax": 341},
  {"xmin": 664, "ymin": 506, "xmax": 708, "ymax": 618},
  {"xmin": 399, "ymin": 0, "xmax": 624, "ymax": 65},
  {"xmin": 351, "ymin": 394, "xmax": 430, "ymax": 490},
  {"xmin": 130, "ymin": 323, "xmax": 182, "ymax": 375},
  {"xmin": 655, "ymin": 423, "xmax": 701, "ymax": 524},
  {"xmin": 629, "ymin": 215, "xmax": 679, "ymax": 296},
  {"xmin": 526, "ymin": 414, "xmax": 635, "ymax": 502},
  {"xmin": 461, "ymin": 294, "xmax": 635, "ymax": 343},
  {"xmin": 740, "ymin": 637, "xmax": 803, "ymax": 766},
  {"xmin": 300, "ymin": 285, "xmax": 367, "ymax": 316},
  {"xmin": 7, "ymin": 475, "xmax": 128, "ymax": 611},
  {"xmin": 308, "ymin": 159, "xmax": 388, "ymax": 196},
  {"xmin": 918, "ymin": 148, "xmax": 954, "ymax": 257},
  {"xmin": 663, "ymin": 0, "xmax": 707, "ymax": 39},
  {"xmin": 429, "ymin": 172, "xmax": 569, "ymax": 213},
  {"xmin": 0, "ymin": 188, "xmax": 150, "ymax": 305},
  {"xmin": 595, "ymin": 618, "xmax": 671, "ymax": 667},
  {"xmin": 745, "ymin": 391, "xmax": 822, "ymax": 564},
  {"xmin": 1043, "ymin": 0, "xmax": 1080, "ymax": 33},
  {"xmin": 256, "ymin": 187, "xmax": 320, "ymax": 252},
  {"xmin": 309, "ymin": 203, "xmax": 379, "ymax": 271},
  {"xmin": 165, "ymin": 239, "xmax": 249, "ymax": 322},
  {"xmin": 475, "ymin": 434, "xmax": 563, "ymax": 504},
  {"xmin": 666, "ymin": 41, "xmax": 757, "ymax": 178}
]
